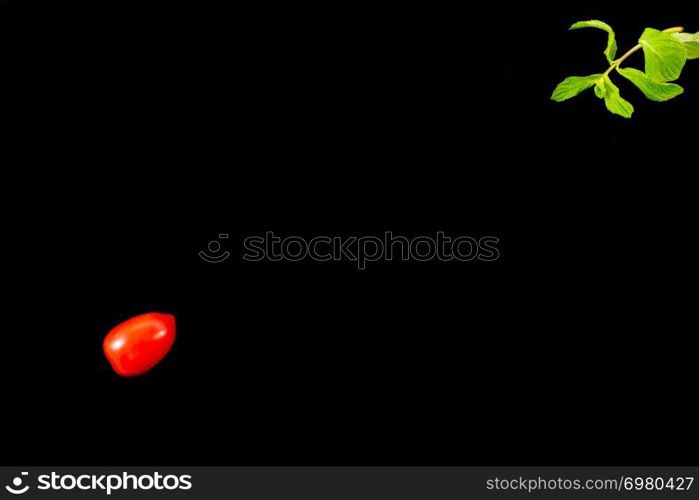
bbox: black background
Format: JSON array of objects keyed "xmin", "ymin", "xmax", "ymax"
[{"xmin": 1, "ymin": 1, "xmax": 696, "ymax": 465}]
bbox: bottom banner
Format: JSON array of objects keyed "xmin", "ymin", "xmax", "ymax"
[{"xmin": 0, "ymin": 467, "xmax": 696, "ymax": 499}]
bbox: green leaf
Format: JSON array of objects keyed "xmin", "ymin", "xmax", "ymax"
[
  {"xmin": 616, "ymin": 67, "xmax": 684, "ymax": 101},
  {"xmin": 570, "ymin": 20, "xmax": 618, "ymax": 63},
  {"xmin": 551, "ymin": 74, "xmax": 603, "ymax": 101},
  {"xmin": 594, "ymin": 84, "xmax": 605, "ymax": 99},
  {"xmin": 672, "ymin": 31, "xmax": 699, "ymax": 59},
  {"xmin": 639, "ymin": 28, "xmax": 687, "ymax": 81},
  {"xmin": 594, "ymin": 75, "xmax": 634, "ymax": 118}
]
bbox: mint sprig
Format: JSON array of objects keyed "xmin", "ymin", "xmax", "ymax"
[{"xmin": 551, "ymin": 21, "xmax": 697, "ymax": 118}]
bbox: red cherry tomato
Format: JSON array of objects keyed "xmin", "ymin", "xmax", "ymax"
[{"xmin": 103, "ymin": 312, "xmax": 176, "ymax": 376}]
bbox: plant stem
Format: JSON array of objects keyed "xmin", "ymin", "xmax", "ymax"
[
  {"xmin": 603, "ymin": 44, "xmax": 641, "ymax": 76},
  {"xmin": 662, "ymin": 27, "xmax": 685, "ymax": 34},
  {"xmin": 602, "ymin": 26, "xmax": 685, "ymax": 77}
]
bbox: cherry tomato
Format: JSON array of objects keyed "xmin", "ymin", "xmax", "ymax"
[{"xmin": 103, "ymin": 312, "xmax": 176, "ymax": 376}]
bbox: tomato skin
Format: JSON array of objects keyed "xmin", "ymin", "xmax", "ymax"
[{"xmin": 103, "ymin": 312, "xmax": 176, "ymax": 376}]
